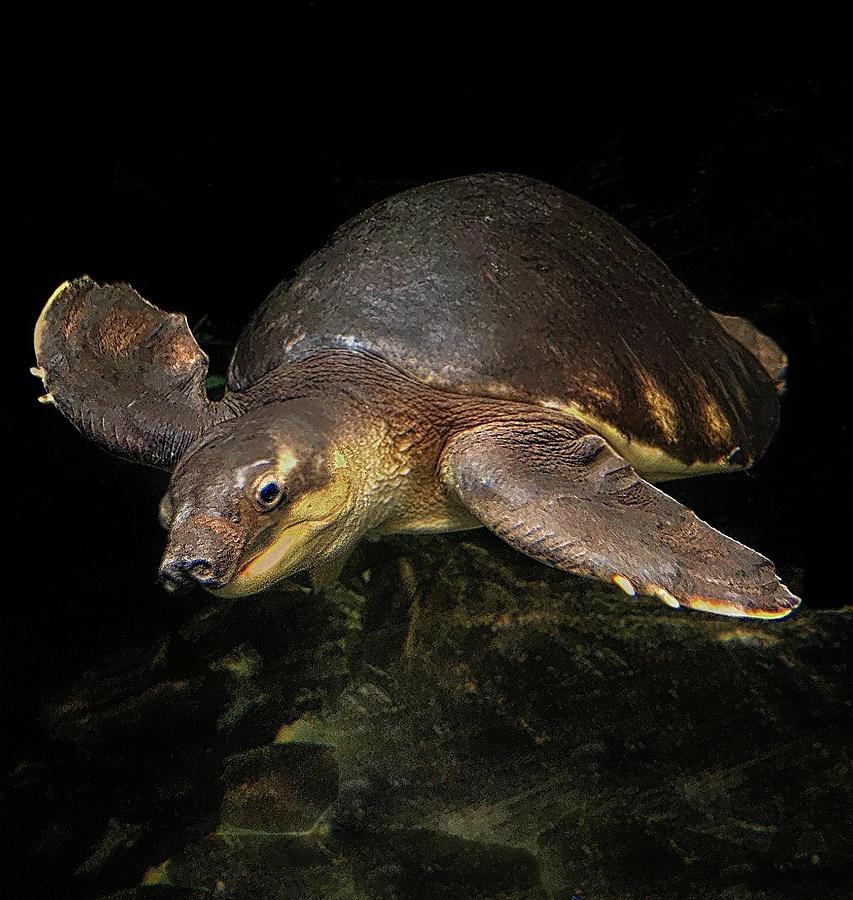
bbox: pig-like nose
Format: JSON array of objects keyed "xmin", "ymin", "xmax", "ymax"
[
  {"xmin": 159, "ymin": 512, "xmax": 243, "ymax": 593},
  {"xmin": 158, "ymin": 555, "xmax": 219, "ymax": 592}
]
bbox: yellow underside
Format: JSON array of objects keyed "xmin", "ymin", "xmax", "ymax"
[{"xmin": 683, "ymin": 597, "xmax": 796, "ymax": 619}]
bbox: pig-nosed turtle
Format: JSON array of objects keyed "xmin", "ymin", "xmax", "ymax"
[{"xmin": 32, "ymin": 173, "xmax": 800, "ymax": 618}]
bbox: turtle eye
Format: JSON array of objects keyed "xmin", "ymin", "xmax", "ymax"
[{"xmin": 255, "ymin": 478, "xmax": 285, "ymax": 510}]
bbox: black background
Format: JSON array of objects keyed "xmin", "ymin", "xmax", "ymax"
[{"xmin": 6, "ymin": 70, "xmax": 851, "ymax": 780}]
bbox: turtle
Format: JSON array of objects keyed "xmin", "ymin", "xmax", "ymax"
[{"xmin": 32, "ymin": 173, "xmax": 800, "ymax": 618}]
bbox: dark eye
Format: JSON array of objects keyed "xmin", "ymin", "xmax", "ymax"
[{"xmin": 256, "ymin": 479, "xmax": 284, "ymax": 510}]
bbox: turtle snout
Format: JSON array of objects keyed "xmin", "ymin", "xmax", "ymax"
[
  {"xmin": 159, "ymin": 512, "xmax": 244, "ymax": 594},
  {"xmin": 158, "ymin": 555, "xmax": 224, "ymax": 592}
]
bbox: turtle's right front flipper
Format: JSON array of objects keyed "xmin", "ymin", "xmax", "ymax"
[{"xmin": 33, "ymin": 277, "xmax": 232, "ymax": 469}]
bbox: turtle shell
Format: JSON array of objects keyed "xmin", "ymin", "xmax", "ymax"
[{"xmin": 228, "ymin": 174, "xmax": 779, "ymax": 472}]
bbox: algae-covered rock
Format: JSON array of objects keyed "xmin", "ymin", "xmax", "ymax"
[{"xmin": 7, "ymin": 534, "xmax": 852, "ymax": 898}]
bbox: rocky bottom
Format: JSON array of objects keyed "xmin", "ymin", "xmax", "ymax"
[{"xmin": 6, "ymin": 533, "xmax": 851, "ymax": 899}]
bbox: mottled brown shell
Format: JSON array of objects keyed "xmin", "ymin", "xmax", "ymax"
[{"xmin": 229, "ymin": 174, "xmax": 780, "ymax": 466}]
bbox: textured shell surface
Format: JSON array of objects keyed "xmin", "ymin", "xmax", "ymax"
[{"xmin": 228, "ymin": 174, "xmax": 779, "ymax": 466}]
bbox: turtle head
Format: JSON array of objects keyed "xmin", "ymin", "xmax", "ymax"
[{"xmin": 158, "ymin": 401, "xmax": 357, "ymax": 596}]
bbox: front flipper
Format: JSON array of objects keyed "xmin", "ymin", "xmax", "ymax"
[
  {"xmin": 34, "ymin": 277, "xmax": 232, "ymax": 468},
  {"xmin": 440, "ymin": 420, "xmax": 800, "ymax": 618}
]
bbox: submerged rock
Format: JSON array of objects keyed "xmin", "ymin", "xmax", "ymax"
[{"xmin": 8, "ymin": 534, "xmax": 852, "ymax": 898}]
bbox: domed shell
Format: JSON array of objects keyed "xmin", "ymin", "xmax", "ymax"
[{"xmin": 228, "ymin": 174, "xmax": 779, "ymax": 473}]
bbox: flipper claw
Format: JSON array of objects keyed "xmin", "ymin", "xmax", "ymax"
[
  {"xmin": 649, "ymin": 585, "xmax": 680, "ymax": 609},
  {"xmin": 611, "ymin": 574, "xmax": 636, "ymax": 596}
]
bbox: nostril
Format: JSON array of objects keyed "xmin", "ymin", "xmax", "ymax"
[
  {"xmin": 187, "ymin": 559, "xmax": 213, "ymax": 579},
  {"xmin": 158, "ymin": 556, "xmax": 216, "ymax": 589}
]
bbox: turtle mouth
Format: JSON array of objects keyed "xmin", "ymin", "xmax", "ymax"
[
  {"xmin": 157, "ymin": 515, "xmax": 325, "ymax": 599},
  {"xmin": 236, "ymin": 517, "xmax": 318, "ymax": 579},
  {"xmin": 211, "ymin": 514, "xmax": 341, "ymax": 598}
]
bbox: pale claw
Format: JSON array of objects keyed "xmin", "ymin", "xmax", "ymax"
[
  {"xmin": 649, "ymin": 584, "xmax": 680, "ymax": 609},
  {"xmin": 611, "ymin": 574, "xmax": 636, "ymax": 596}
]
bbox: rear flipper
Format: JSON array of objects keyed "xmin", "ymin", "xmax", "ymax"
[
  {"xmin": 33, "ymin": 277, "xmax": 232, "ymax": 469},
  {"xmin": 441, "ymin": 419, "xmax": 800, "ymax": 618},
  {"xmin": 712, "ymin": 312, "xmax": 788, "ymax": 393}
]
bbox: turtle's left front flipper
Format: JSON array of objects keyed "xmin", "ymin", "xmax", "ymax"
[
  {"xmin": 34, "ymin": 277, "xmax": 232, "ymax": 469},
  {"xmin": 441, "ymin": 419, "xmax": 800, "ymax": 618}
]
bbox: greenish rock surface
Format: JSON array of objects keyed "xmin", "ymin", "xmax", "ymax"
[{"xmin": 9, "ymin": 534, "xmax": 852, "ymax": 898}]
